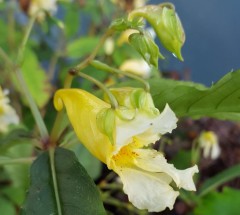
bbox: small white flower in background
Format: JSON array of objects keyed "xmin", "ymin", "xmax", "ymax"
[
  {"xmin": 199, "ymin": 131, "xmax": 221, "ymax": 159},
  {"xmin": 0, "ymin": 87, "xmax": 19, "ymax": 133},
  {"xmin": 28, "ymin": 0, "xmax": 57, "ymax": 20},
  {"xmin": 133, "ymin": 0, "xmax": 147, "ymax": 9},
  {"xmin": 104, "ymin": 37, "xmax": 115, "ymax": 55},
  {"xmin": 120, "ymin": 59, "xmax": 151, "ymax": 78}
]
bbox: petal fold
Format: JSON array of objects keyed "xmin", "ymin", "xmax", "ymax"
[
  {"xmin": 118, "ymin": 168, "xmax": 179, "ymax": 212},
  {"xmin": 133, "ymin": 149, "xmax": 198, "ymax": 191}
]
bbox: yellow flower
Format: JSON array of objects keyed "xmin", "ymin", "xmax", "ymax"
[
  {"xmin": 0, "ymin": 87, "xmax": 19, "ymax": 132},
  {"xmin": 54, "ymin": 87, "xmax": 198, "ymax": 212},
  {"xmin": 199, "ymin": 131, "xmax": 220, "ymax": 159}
]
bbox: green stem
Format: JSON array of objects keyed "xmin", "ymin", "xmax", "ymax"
[
  {"xmin": 49, "ymin": 147, "xmax": 62, "ymax": 215},
  {"xmin": 74, "ymin": 29, "xmax": 113, "ymax": 71},
  {"xmin": 0, "ymin": 47, "xmax": 49, "ymax": 140},
  {"xmin": 90, "ymin": 60, "xmax": 150, "ymax": 92},
  {"xmin": 15, "ymin": 68, "xmax": 49, "ymax": 139},
  {"xmin": 77, "ymin": 71, "xmax": 118, "ymax": 108},
  {"xmin": 0, "ymin": 157, "xmax": 35, "ymax": 165},
  {"xmin": 49, "ymin": 73, "xmax": 74, "ymax": 145},
  {"xmin": 16, "ymin": 15, "xmax": 36, "ymax": 65},
  {"xmin": 7, "ymin": 0, "xmax": 16, "ymax": 52},
  {"xmin": 0, "ymin": 47, "xmax": 13, "ymax": 66},
  {"xmin": 191, "ymin": 139, "xmax": 200, "ymax": 165}
]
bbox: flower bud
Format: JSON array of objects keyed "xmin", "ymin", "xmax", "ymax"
[
  {"xmin": 129, "ymin": 3, "xmax": 185, "ymax": 61},
  {"xmin": 129, "ymin": 32, "xmax": 164, "ymax": 67}
]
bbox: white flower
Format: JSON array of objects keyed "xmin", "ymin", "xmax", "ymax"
[
  {"xmin": 0, "ymin": 87, "xmax": 19, "ymax": 132},
  {"xmin": 199, "ymin": 131, "xmax": 221, "ymax": 159},
  {"xmin": 119, "ymin": 59, "xmax": 151, "ymax": 78},
  {"xmin": 28, "ymin": 0, "xmax": 57, "ymax": 20}
]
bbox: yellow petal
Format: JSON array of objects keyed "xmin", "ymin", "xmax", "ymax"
[{"xmin": 54, "ymin": 89, "xmax": 112, "ymax": 163}]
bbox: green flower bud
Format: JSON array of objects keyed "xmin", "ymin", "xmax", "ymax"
[
  {"xmin": 129, "ymin": 32, "xmax": 164, "ymax": 68},
  {"xmin": 96, "ymin": 108, "xmax": 115, "ymax": 144},
  {"xmin": 129, "ymin": 3, "xmax": 185, "ymax": 61}
]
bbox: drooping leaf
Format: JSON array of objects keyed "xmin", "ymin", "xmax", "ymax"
[
  {"xmin": 20, "ymin": 48, "xmax": 51, "ymax": 108},
  {"xmin": 194, "ymin": 187, "xmax": 240, "ymax": 215},
  {"xmin": 198, "ymin": 164, "xmax": 240, "ymax": 197},
  {"xmin": 21, "ymin": 147, "xmax": 106, "ymax": 215}
]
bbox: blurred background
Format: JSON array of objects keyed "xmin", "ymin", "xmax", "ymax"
[{"xmin": 150, "ymin": 0, "xmax": 240, "ymax": 85}]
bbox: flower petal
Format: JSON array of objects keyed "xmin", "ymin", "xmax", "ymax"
[
  {"xmin": 211, "ymin": 142, "xmax": 221, "ymax": 159},
  {"xmin": 115, "ymin": 104, "xmax": 177, "ymax": 153},
  {"xmin": 118, "ymin": 168, "xmax": 179, "ymax": 212},
  {"xmin": 133, "ymin": 149, "xmax": 198, "ymax": 191},
  {"xmin": 54, "ymin": 89, "xmax": 112, "ymax": 163}
]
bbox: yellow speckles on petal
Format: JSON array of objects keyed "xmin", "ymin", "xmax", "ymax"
[{"xmin": 111, "ymin": 138, "xmax": 141, "ymax": 168}]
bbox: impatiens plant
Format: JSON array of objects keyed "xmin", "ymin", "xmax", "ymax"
[{"xmin": 1, "ymin": 1, "xmax": 240, "ymax": 215}]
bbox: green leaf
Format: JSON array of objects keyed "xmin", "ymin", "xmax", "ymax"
[
  {"xmin": 21, "ymin": 147, "xmax": 106, "ymax": 215},
  {"xmin": 0, "ymin": 127, "xmax": 31, "ymax": 155},
  {"xmin": 67, "ymin": 36, "xmax": 102, "ymax": 58},
  {"xmin": 149, "ymin": 69, "xmax": 240, "ymax": 121},
  {"xmin": 198, "ymin": 164, "xmax": 240, "ymax": 197},
  {"xmin": 61, "ymin": 2, "xmax": 80, "ymax": 38},
  {"xmin": 2, "ymin": 142, "xmax": 33, "ymax": 206},
  {"xmin": 0, "ymin": 197, "xmax": 15, "ymax": 215},
  {"xmin": 194, "ymin": 187, "xmax": 240, "ymax": 215},
  {"xmin": 61, "ymin": 131, "xmax": 102, "ymax": 180},
  {"xmin": 20, "ymin": 48, "xmax": 51, "ymax": 108}
]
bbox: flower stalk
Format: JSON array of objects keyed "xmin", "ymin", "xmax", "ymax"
[{"xmin": 90, "ymin": 60, "xmax": 150, "ymax": 92}]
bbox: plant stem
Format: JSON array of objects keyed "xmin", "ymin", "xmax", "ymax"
[
  {"xmin": 49, "ymin": 73, "xmax": 74, "ymax": 146},
  {"xmin": 0, "ymin": 157, "xmax": 35, "ymax": 165},
  {"xmin": 49, "ymin": 147, "xmax": 62, "ymax": 215},
  {"xmin": 16, "ymin": 15, "xmax": 36, "ymax": 65},
  {"xmin": 90, "ymin": 60, "xmax": 150, "ymax": 92},
  {"xmin": 15, "ymin": 68, "xmax": 49, "ymax": 139},
  {"xmin": 77, "ymin": 71, "xmax": 118, "ymax": 108},
  {"xmin": 74, "ymin": 28, "xmax": 113, "ymax": 71}
]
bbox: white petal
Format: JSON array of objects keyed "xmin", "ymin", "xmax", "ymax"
[
  {"xmin": 202, "ymin": 142, "xmax": 211, "ymax": 158},
  {"xmin": 115, "ymin": 112, "xmax": 158, "ymax": 152},
  {"xmin": 118, "ymin": 168, "xmax": 179, "ymax": 212},
  {"xmin": 151, "ymin": 104, "xmax": 178, "ymax": 134},
  {"xmin": 115, "ymin": 104, "xmax": 177, "ymax": 153},
  {"xmin": 133, "ymin": 149, "xmax": 198, "ymax": 191},
  {"xmin": 211, "ymin": 142, "xmax": 221, "ymax": 159}
]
